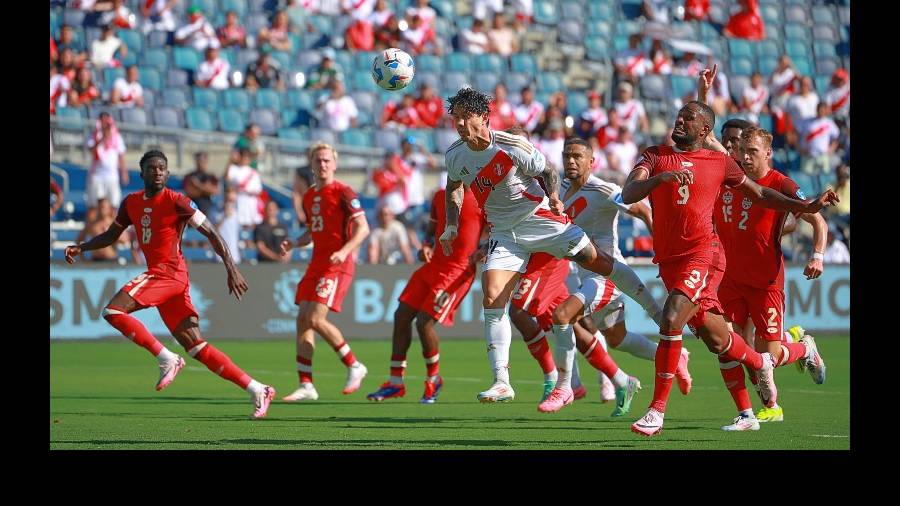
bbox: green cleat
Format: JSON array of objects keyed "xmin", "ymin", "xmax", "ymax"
[
  {"xmin": 787, "ymin": 325, "xmax": 806, "ymax": 373},
  {"xmin": 611, "ymin": 376, "xmax": 641, "ymax": 417},
  {"xmin": 756, "ymin": 405, "xmax": 784, "ymax": 422},
  {"xmin": 541, "ymin": 379, "xmax": 555, "ymax": 402}
]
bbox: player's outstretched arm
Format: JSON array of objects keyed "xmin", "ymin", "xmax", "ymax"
[
  {"xmin": 197, "ymin": 218, "xmax": 248, "ymax": 300},
  {"xmin": 441, "ymin": 178, "xmax": 465, "ymax": 255},
  {"xmin": 541, "ymin": 165, "xmax": 565, "ymax": 214},
  {"xmin": 799, "ymin": 211, "xmax": 827, "ymax": 279},
  {"xmin": 627, "ymin": 201, "xmax": 653, "ymax": 230},
  {"xmin": 331, "ymin": 214, "xmax": 370, "ymax": 265},
  {"xmin": 740, "ymin": 178, "xmax": 839, "ymax": 214},
  {"xmin": 622, "ymin": 167, "xmax": 692, "ymax": 204},
  {"xmin": 65, "ymin": 222, "xmax": 126, "ymax": 264}
]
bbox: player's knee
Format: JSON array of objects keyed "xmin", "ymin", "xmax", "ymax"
[
  {"xmin": 415, "ymin": 314, "xmax": 434, "ymax": 334},
  {"xmin": 659, "ymin": 310, "xmax": 681, "ymax": 334},
  {"xmin": 308, "ymin": 314, "xmax": 329, "ymax": 331},
  {"xmin": 482, "ymin": 293, "xmax": 506, "ymax": 308},
  {"xmin": 394, "ymin": 304, "xmax": 416, "ymax": 323},
  {"xmin": 551, "ymin": 305, "xmax": 569, "ymax": 325}
]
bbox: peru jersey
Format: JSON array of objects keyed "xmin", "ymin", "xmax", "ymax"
[
  {"xmin": 431, "ymin": 187, "xmax": 485, "ymax": 267},
  {"xmin": 302, "ymin": 179, "xmax": 366, "ymax": 272},
  {"xmin": 561, "ymin": 175, "xmax": 629, "ymax": 263},
  {"xmin": 445, "ymin": 130, "xmax": 548, "ymax": 231},
  {"xmin": 715, "ymin": 169, "xmax": 804, "ymax": 289},
  {"xmin": 632, "ymin": 146, "xmax": 746, "ymax": 264},
  {"xmin": 114, "ymin": 188, "xmax": 206, "ymax": 280}
]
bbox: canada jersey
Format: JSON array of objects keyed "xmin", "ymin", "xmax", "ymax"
[
  {"xmin": 632, "ymin": 146, "xmax": 746, "ymax": 264},
  {"xmin": 561, "ymin": 175, "xmax": 629, "ymax": 263},
  {"xmin": 716, "ymin": 169, "xmax": 804, "ymax": 289},
  {"xmin": 445, "ymin": 130, "xmax": 548, "ymax": 231},
  {"xmin": 302, "ymin": 179, "xmax": 365, "ymax": 272},
  {"xmin": 431, "ymin": 187, "xmax": 485, "ymax": 267},
  {"xmin": 114, "ymin": 188, "xmax": 206, "ymax": 279}
]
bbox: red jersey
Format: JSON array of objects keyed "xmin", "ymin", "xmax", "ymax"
[
  {"xmin": 115, "ymin": 188, "xmax": 205, "ymax": 280},
  {"xmin": 430, "ymin": 187, "xmax": 485, "ymax": 267},
  {"xmin": 414, "ymin": 96, "xmax": 444, "ymax": 128},
  {"xmin": 632, "ymin": 146, "xmax": 746, "ymax": 264},
  {"xmin": 715, "ymin": 169, "xmax": 803, "ymax": 289},
  {"xmin": 302, "ymin": 179, "xmax": 366, "ymax": 272}
]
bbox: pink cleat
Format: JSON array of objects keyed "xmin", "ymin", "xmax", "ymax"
[
  {"xmin": 251, "ymin": 385, "xmax": 276, "ymax": 420},
  {"xmin": 155, "ymin": 355, "xmax": 185, "ymax": 391},
  {"xmin": 631, "ymin": 408, "xmax": 664, "ymax": 437},
  {"xmin": 537, "ymin": 387, "xmax": 574, "ymax": 413},
  {"xmin": 675, "ymin": 348, "xmax": 693, "ymax": 395},
  {"xmin": 573, "ymin": 384, "xmax": 587, "ymax": 400}
]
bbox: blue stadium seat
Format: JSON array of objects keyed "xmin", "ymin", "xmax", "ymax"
[
  {"xmin": 510, "ymin": 53, "xmax": 537, "ymax": 75},
  {"xmin": 431, "ymin": 0, "xmax": 454, "ymax": 17},
  {"xmin": 813, "ymin": 25, "xmax": 839, "ymax": 43},
  {"xmin": 785, "ymin": 40, "xmax": 811, "ymax": 60},
  {"xmin": 445, "ymin": 53, "xmax": 473, "ymax": 72},
  {"xmin": 640, "ymin": 74, "xmax": 669, "ymax": 101},
  {"xmin": 249, "ymin": 108, "xmax": 279, "ymax": 135},
  {"xmin": 185, "ymin": 107, "xmax": 214, "ymax": 131},
  {"xmin": 309, "ymin": 15, "xmax": 333, "ymax": 35},
  {"xmin": 560, "ymin": 1, "xmax": 583, "ymax": 21},
  {"xmin": 586, "ymin": 20, "xmax": 612, "ymax": 38},
  {"xmin": 405, "ymin": 129, "xmax": 436, "ymax": 153},
  {"xmin": 269, "ymin": 51, "xmax": 291, "ymax": 70},
  {"xmin": 220, "ymin": 0, "xmax": 248, "ymax": 17},
  {"xmin": 558, "ymin": 20, "xmax": 584, "ymax": 45},
  {"xmin": 173, "ymin": 47, "xmax": 201, "ymax": 71},
  {"xmin": 142, "ymin": 89, "xmax": 156, "ymax": 109},
  {"xmin": 441, "ymin": 72, "xmax": 470, "ymax": 96},
  {"xmin": 728, "ymin": 39, "xmax": 753, "ymax": 59},
  {"xmin": 815, "ymin": 76, "xmax": 830, "ymax": 96},
  {"xmin": 814, "ymin": 41, "xmax": 838, "ymax": 59},
  {"xmin": 245, "ymin": 13, "xmax": 269, "ymax": 35},
  {"xmin": 152, "ymin": 107, "xmax": 183, "ymax": 128},
  {"xmin": 585, "ymin": 37, "xmax": 610, "ymax": 61},
  {"xmin": 474, "ymin": 54, "xmax": 506, "ymax": 74},
  {"xmin": 758, "ymin": 114, "xmax": 773, "ymax": 132},
  {"xmin": 277, "ymin": 127, "xmax": 310, "ymax": 153},
  {"xmin": 760, "ymin": 4, "xmax": 780, "ymax": 25},
  {"xmin": 286, "ymin": 89, "xmax": 315, "ymax": 111},
  {"xmin": 756, "ymin": 40, "xmax": 781, "ymax": 59},
  {"xmin": 435, "ymin": 128, "xmax": 460, "ymax": 152},
  {"xmin": 415, "ymin": 71, "xmax": 440, "ymax": 91},
  {"xmin": 120, "ymin": 51, "xmax": 138, "ymax": 67},
  {"xmin": 118, "ymin": 29, "xmax": 142, "ymax": 54},
  {"xmin": 588, "ymin": 2, "xmax": 614, "ymax": 21},
  {"xmin": 162, "ymin": 87, "xmax": 191, "ymax": 109},
  {"xmin": 416, "ymin": 54, "xmax": 442, "ymax": 73},
  {"xmin": 784, "ymin": 23, "xmax": 810, "ymax": 42},
  {"xmin": 758, "ymin": 56, "xmax": 778, "ymax": 76},
  {"xmin": 728, "ymin": 75, "xmax": 751, "ymax": 102},
  {"xmin": 192, "ymin": 87, "xmax": 219, "ymax": 110},
  {"xmin": 309, "ymin": 128, "xmax": 336, "ymax": 146},
  {"xmin": 254, "ymin": 88, "xmax": 282, "ymax": 110},
  {"xmin": 565, "ymin": 92, "xmax": 589, "ymax": 116},
  {"xmin": 504, "ymin": 72, "xmax": 532, "ymax": 94},
  {"xmin": 671, "ymin": 75, "xmax": 695, "ymax": 100},
  {"xmin": 102, "ymin": 67, "xmax": 125, "ymax": 92},
  {"xmin": 237, "ymin": 49, "xmax": 260, "ymax": 69},
  {"xmin": 374, "ymin": 129, "xmax": 401, "ymax": 152},
  {"xmin": 355, "ymin": 51, "xmax": 379, "ymax": 71},
  {"xmin": 167, "ymin": 69, "xmax": 190, "ymax": 88},
  {"xmin": 536, "ymin": 73, "xmax": 563, "ymax": 93},
  {"xmin": 792, "ymin": 57, "xmax": 813, "ymax": 77},
  {"xmin": 731, "ymin": 57, "xmax": 754, "ymax": 77},
  {"xmin": 63, "ymin": 8, "xmax": 86, "ymax": 27},
  {"xmin": 533, "ymin": 0, "xmax": 559, "ymax": 25},
  {"xmin": 120, "ymin": 107, "xmax": 148, "ymax": 126},
  {"xmin": 473, "ymin": 73, "xmax": 500, "ymax": 94},
  {"xmin": 222, "ymin": 88, "xmax": 251, "ymax": 112},
  {"xmin": 620, "ymin": 0, "xmax": 644, "ymax": 20},
  {"xmin": 88, "ymin": 106, "xmax": 119, "ymax": 121},
  {"xmin": 141, "ymin": 48, "xmax": 169, "ymax": 72},
  {"xmin": 348, "ymin": 71, "xmax": 375, "ymax": 92},
  {"xmin": 612, "ymin": 35, "xmax": 630, "ymax": 52},
  {"xmin": 333, "ymin": 50, "xmax": 354, "ymax": 75},
  {"xmin": 146, "ymin": 30, "xmax": 170, "ymax": 48},
  {"xmin": 194, "ymin": 0, "xmax": 218, "ymax": 17},
  {"xmin": 281, "ymin": 109, "xmax": 316, "ymax": 128},
  {"xmin": 138, "ymin": 67, "xmax": 162, "ymax": 91},
  {"xmin": 765, "ymin": 24, "xmax": 782, "ymax": 43},
  {"xmin": 339, "ymin": 128, "xmax": 373, "ymax": 148},
  {"xmin": 784, "ymin": 5, "xmax": 808, "ymax": 24},
  {"xmin": 217, "ymin": 108, "xmax": 246, "ymax": 133},
  {"xmin": 816, "ymin": 57, "xmax": 840, "ymax": 77},
  {"xmin": 812, "ymin": 5, "xmax": 836, "ymax": 25}
]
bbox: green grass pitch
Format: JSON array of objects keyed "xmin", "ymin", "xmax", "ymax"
[{"xmin": 50, "ymin": 336, "xmax": 850, "ymax": 449}]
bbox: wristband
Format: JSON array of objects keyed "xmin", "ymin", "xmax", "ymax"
[{"xmin": 812, "ymin": 252, "xmax": 824, "ymax": 261}]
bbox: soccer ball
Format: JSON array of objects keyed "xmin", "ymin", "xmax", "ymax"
[{"xmin": 372, "ymin": 48, "xmax": 415, "ymax": 91}]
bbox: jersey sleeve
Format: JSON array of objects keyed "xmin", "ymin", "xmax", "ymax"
[
  {"xmin": 780, "ymin": 176, "xmax": 806, "ymax": 201},
  {"xmin": 114, "ymin": 195, "xmax": 132, "ymax": 227},
  {"xmin": 606, "ymin": 184, "xmax": 631, "ymax": 212},
  {"xmin": 174, "ymin": 193, "xmax": 207, "ymax": 228},
  {"xmin": 518, "ymin": 141, "xmax": 547, "ymax": 177},
  {"xmin": 631, "ymin": 147, "xmax": 659, "ymax": 176},
  {"xmin": 445, "ymin": 149, "xmax": 461, "ymax": 182},
  {"xmin": 723, "ymin": 155, "xmax": 747, "ymax": 188},
  {"xmin": 340, "ymin": 186, "xmax": 365, "ymax": 219}
]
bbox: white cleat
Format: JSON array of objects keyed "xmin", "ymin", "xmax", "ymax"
[
  {"xmin": 342, "ymin": 363, "xmax": 368, "ymax": 394},
  {"xmin": 599, "ymin": 373, "xmax": 616, "ymax": 403},
  {"xmin": 477, "ymin": 381, "xmax": 515, "ymax": 403},
  {"xmin": 801, "ymin": 335, "xmax": 827, "ymax": 385},
  {"xmin": 155, "ymin": 355, "xmax": 185, "ymax": 391},
  {"xmin": 631, "ymin": 408, "xmax": 664, "ymax": 437},
  {"xmin": 722, "ymin": 413, "xmax": 761, "ymax": 431},
  {"xmin": 755, "ymin": 353, "xmax": 778, "ymax": 407},
  {"xmin": 282, "ymin": 382, "xmax": 319, "ymax": 401}
]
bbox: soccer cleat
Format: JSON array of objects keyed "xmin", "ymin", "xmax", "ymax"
[
  {"xmin": 541, "ymin": 379, "xmax": 555, "ymax": 402},
  {"xmin": 537, "ymin": 387, "xmax": 575, "ymax": 413},
  {"xmin": 631, "ymin": 408, "xmax": 664, "ymax": 437},
  {"xmin": 801, "ymin": 335, "xmax": 827, "ymax": 385},
  {"xmin": 366, "ymin": 381, "xmax": 406, "ymax": 402},
  {"xmin": 599, "ymin": 373, "xmax": 616, "ymax": 403},
  {"xmin": 282, "ymin": 382, "xmax": 319, "ymax": 401},
  {"xmin": 251, "ymin": 385, "xmax": 276, "ymax": 420},
  {"xmin": 755, "ymin": 353, "xmax": 778, "ymax": 408},
  {"xmin": 476, "ymin": 381, "xmax": 515, "ymax": 403},
  {"xmin": 675, "ymin": 348, "xmax": 693, "ymax": 395},
  {"xmin": 155, "ymin": 355, "xmax": 185, "ymax": 391},
  {"xmin": 611, "ymin": 376, "xmax": 642, "ymax": 417},
  {"xmin": 756, "ymin": 405, "xmax": 784, "ymax": 422},
  {"xmin": 342, "ymin": 363, "xmax": 368, "ymax": 394},
  {"xmin": 573, "ymin": 384, "xmax": 587, "ymax": 400},
  {"xmin": 788, "ymin": 325, "xmax": 807, "ymax": 373},
  {"xmin": 722, "ymin": 413, "xmax": 760, "ymax": 431},
  {"xmin": 420, "ymin": 376, "xmax": 443, "ymax": 404}
]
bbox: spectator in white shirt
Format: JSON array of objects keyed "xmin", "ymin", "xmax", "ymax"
[
  {"xmin": 613, "ymin": 82, "xmax": 649, "ymax": 136},
  {"xmin": 769, "ymin": 54, "xmax": 797, "ymax": 115},
  {"xmin": 581, "ymin": 90, "xmax": 608, "ymax": 132},
  {"xmin": 473, "ymin": 0, "xmax": 504, "ymax": 21},
  {"xmin": 369, "ymin": 0, "xmax": 394, "ymax": 28},
  {"xmin": 649, "ymin": 39, "xmax": 673, "ymax": 75},
  {"xmin": 90, "ymin": 24, "xmax": 127, "ymax": 69},
  {"xmin": 86, "ymin": 113, "xmax": 128, "ymax": 214},
  {"xmin": 642, "ymin": 0, "xmax": 671, "ymax": 23},
  {"xmin": 140, "ymin": 0, "xmax": 177, "ymax": 34},
  {"xmin": 459, "ymin": 18, "xmax": 490, "ymax": 54},
  {"xmin": 316, "ymin": 80, "xmax": 359, "ymax": 132},
  {"xmin": 740, "ymin": 71, "xmax": 768, "ymax": 124},
  {"xmin": 110, "ymin": 65, "xmax": 144, "ymax": 108},
  {"xmin": 49, "ymin": 65, "xmax": 71, "ymax": 115},
  {"xmin": 604, "ymin": 126, "xmax": 638, "ymax": 185},
  {"xmin": 514, "ymin": 86, "xmax": 544, "ymax": 134},
  {"xmin": 675, "ymin": 51, "xmax": 703, "ymax": 78},
  {"xmin": 215, "ymin": 187, "xmax": 242, "ymax": 265},
  {"xmin": 195, "ymin": 46, "xmax": 231, "ymax": 90},
  {"xmin": 825, "ymin": 68, "xmax": 850, "ymax": 125},
  {"xmin": 614, "ymin": 34, "xmax": 649, "ymax": 84},
  {"xmin": 406, "ymin": 0, "xmax": 437, "ymax": 31},
  {"xmin": 487, "ymin": 12, "xmax": 519, "ymax": 56},
  {"xmin": 174, "ymin": 6, "xmax": 220, "ymax": 52},
  {"xmin": 225, "ymin": 148, "xmax": 264, "ymax": 228},
  {"xmin": 368, "ymin": 205, "xmax": 414, "ymax": 265},
  {"xmin": 538, "ymin": 120, "xmax": 566, "ymax": 170},
  {"xmin": 799, "ymin": 102, "xmax": 840, "ymax": 179},
  {"xmin": 823, "ymin": 230, "xmax": 849, "ymax": 264},
  {"xmin": 787, "ymin": 76, "xmax": 820, "ymax": 130}
]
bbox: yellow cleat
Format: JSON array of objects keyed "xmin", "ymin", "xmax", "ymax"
[
  {"xmin": 787, "ymin": 326, "xmax": 806, "ymax": 373},
  {"xmin": 756, "ymin": 405, "xmax": 784, "ymax": 423}
]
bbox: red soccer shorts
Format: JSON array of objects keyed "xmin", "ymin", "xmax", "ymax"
[
  {"xmin": 123, "ymin": 272, "xmax": 198, "ymax": 333},
  {"xmin": 718, "ymin": 275, "xmax": 785, "ymax": 342},
  {"xmin": 511, "ymin": 254, "xmax": 571, "ymax": 331},
  {"xmin": 658, "ymin": 250, "xmax": 725, "ymax": 330},
  {"xmin": 295, "ymin": 265, "xmax": 354, "ymax": 313},
  {"xmin": 398, "ymin": 261, "xmax": 476, "ymax": 327}
]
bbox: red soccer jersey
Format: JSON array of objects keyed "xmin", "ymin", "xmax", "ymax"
[
  {"xmin": 632, "ymin": 146, "xmax": 746, "ymax": 264},
  {"xmin": 115, "ymin": 188, "xmax": 204, "ymax": 280},
  {"xmin": 414, "ymin": 96, "xmax": 444, "ymax": 128},
  {"xmin": 715, "ymin": 169, "xmax": 803, "ymax": 289},
  {"xmin": 431, "ymin": 187, "xmax": 485, "ymax": 267},
  {"xmin": 302, "ymin": 179, "xmax": 366, "ymax": 272}
]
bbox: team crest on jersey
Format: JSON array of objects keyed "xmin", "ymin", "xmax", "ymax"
[
  {"xmin": 311, "ymin": 203, "xmax": 321, "ymax": 214},
  {"xmin": 722, "ymin": 190, "xmax": 733, "ymax": 205},
  {"xmin": 494, "ymin": 163, "xmax": 504, "ymax": 176},
  {"xmin": 742, "ymin": 197, "xmax": 753, "ymax": 210},
  {"xmin": 351, "ymin": 198, "xmax": 361, "ymax": 209},
  {"xmin": 140, "ymin": 215, "xmax": 151, "ymax": 227}
]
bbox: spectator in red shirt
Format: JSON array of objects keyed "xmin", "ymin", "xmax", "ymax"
[
  {"xmin": 489, "ymin": 83, "xmax": 517, "ymax": 131},
  {"xmin": 345, "ymin": 17, "xmax": 375, "ymax": 51},
  {"xmin": 413, "ymin": 83, "xmax": 443, "ymax": 128},
  {"xmin": 371, "ymin": 152, "xmax": 412, "ymax": 215},
  {"xmin": 373, "ymin": 12, "xmax": 401, "ymax": 50},
  {"xmin": 69, "ymin": 67, "xmax": 101, "ymax": 108},
  {"xmin": 684, "ymin": 0, "xmax": 710, "ymax": 21},
  {"xmin": 217, "ymin": 10, "xmax": 247, "ymax": 48},
  {"xmin": 595, "ymin": 108, "xmax": 621, "ymax": 149},
  {"xmin": 723, "ymin": 0, "xmax": 764, "ymax": 41},
  {"xmin": 57, "ymin": 48, "xmax": 79, "ymax": 82},
  {"xmin": 381, "ymin": 94, "xmax": 424, "ymax": 128}
]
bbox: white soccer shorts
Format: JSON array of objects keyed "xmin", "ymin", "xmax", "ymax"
[
  {"xmin": 484, "ymin": 209, "xmax": 591, "ymax": 273},
  {"xmin": 567, "ymin": 262, "xmax": 626, "ymax": 330}
]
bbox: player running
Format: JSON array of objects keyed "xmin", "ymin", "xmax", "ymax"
[
  {"xmin": 366, "ymin": 185, "xmax": 485, "ymax": 403},
  {"xmin": 64, "ymin": 150, "xmax": 275, "ymax": 419},
  {"xmin": 280, "ymin": 142, "xmax": 371, "ymax": 401},
  {"xmin": 622, "ymin": 100, "xmax": 839, "ymax": 436},
  {"xmin": 441, "ymin": 87, "xmax": 662, "ymax": 403}
]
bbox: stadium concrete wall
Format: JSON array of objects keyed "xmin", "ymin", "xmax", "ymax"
[{"xmin": 50, "ymin": 264, "xmax": 850, "ymax": 340}]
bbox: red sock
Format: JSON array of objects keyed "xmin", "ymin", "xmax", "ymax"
[
  {"xmin": 188, "ymin": 341, "xmax": 251, "ymax": 389},
  {"xmin": 719, "ymin": 356, "xmax": 752, "ymax": 412},
  {"xmin": 583, "ymin": 336, "xmax": 620, "ymax": 378},
  {"xmin": 719, "ymin": 331, "xmax": 763, "ymax": 370},
  {"xmin": 650, "ymin": 330, "xmax": 682, "ymax": 413},
  {"xmin": 297, "ymin": 355, "xmax": 313, "ymax": 384},
  {"xmin": 779, "ymin": 342, "xmax": 808, "ymax": 366},
  {"xmin": 104, "ymin": 307, "xmax": 164, "ymax": 356},
  {"xmin": 331, "ymin": 340, "xmax": 358, "ymax": 367},
  {"xmin": 423, "ymin": 349, "xmax": 440, "ymax": 378},
  {"xmin": 524, "ymin": 330, "xmax": 556, "ymax": 374}
]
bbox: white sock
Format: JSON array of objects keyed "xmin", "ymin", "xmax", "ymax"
[
  {"xmin": 571, "ymin": 359, "xmax": 582, "ymax": 388},
  {"xmin": 389, "ymin": 376, "xmax": 404, "ymax": 385},
  {"xmin": 611, "ymin": 369, "xmax": 629, "ymax": 388},
  {"xmin": 608, "ymin": 260, "xmax": 662, "ymax": 319},
  {"xmin": 484, "ymin": 307, "xmax": 512, "ymax": 384},
  {"xmin": 156, "ymin": 347, "xmax": 178, "ymax": 363},
  {"xmin": 593, "ymin": 330, "xmax": 608, "ymax": 351},
  {"xmin": 544, "ymin": 369, "xmax": 558, "ymax": 382},
  {"xmin": 245, "ymin": 379, "xmax": 264, "ymax": 395},
  {"xmin": 551, "ymin": 323, "xmax": 576, "ymax": 391},
  {"xmin": 740, "ymin": 408, "xmax": 755, "ymax": 418},
  {"xmin": 618, "ymin": 331, "xmax": 659, "ymax": 361}
]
